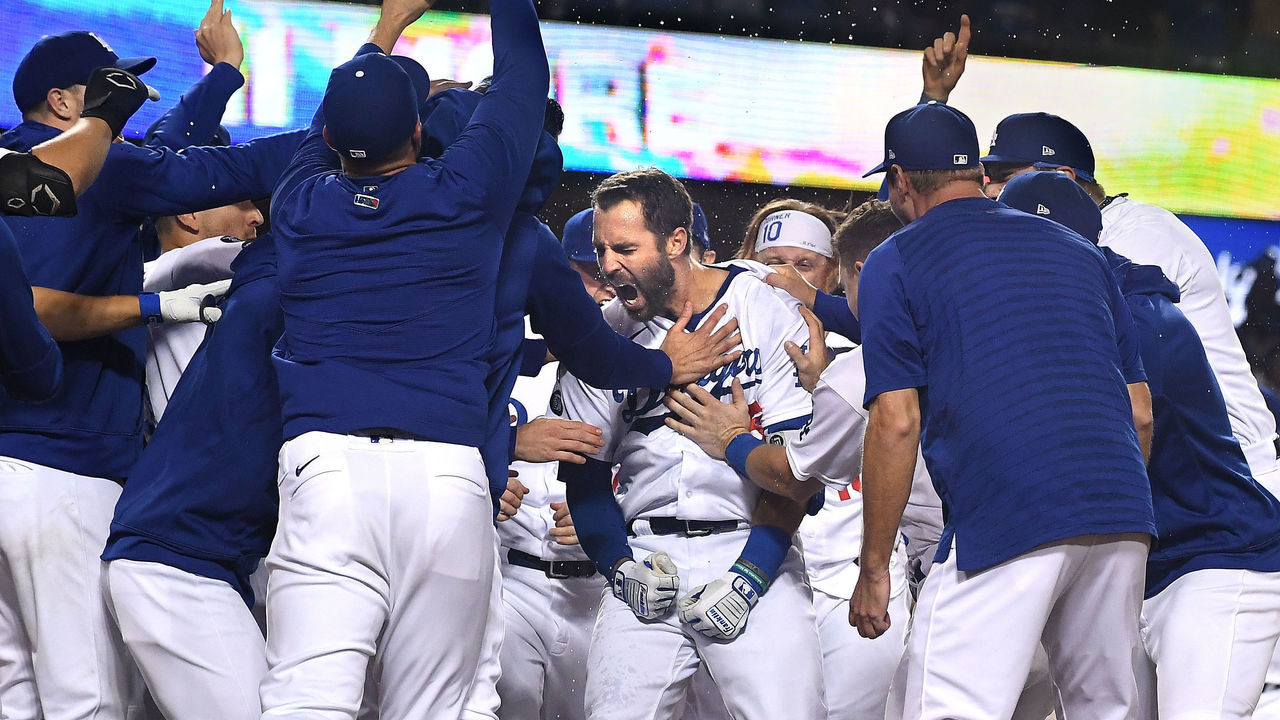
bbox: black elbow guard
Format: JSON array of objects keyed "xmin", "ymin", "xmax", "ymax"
[{"xmin": 0, "ymin": 149, "xmax": 77, "ymax": 218}]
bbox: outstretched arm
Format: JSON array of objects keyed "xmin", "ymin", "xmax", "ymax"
[{"xmin": 32, "ymin": 280, "xmax": 230, "ymax": 342}]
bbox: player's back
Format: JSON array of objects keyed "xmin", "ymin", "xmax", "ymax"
[
  {"xmin": 272, "ymin": 161, "xmax": 504, "ymax": 447},
  {"xmin": 862, "ymin": 196, "xmax": 1154, "ymax": 571}
]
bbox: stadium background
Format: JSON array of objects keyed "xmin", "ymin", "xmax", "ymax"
[{"xmin": 6, "ymin": 0, "xmax": 1280, "ymax": 388}]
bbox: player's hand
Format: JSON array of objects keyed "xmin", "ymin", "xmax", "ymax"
[
  {"xmin": 661, "ymin": 302, "xmax": 743, "ymax": 386},
  {"xmin": 679, "ymin": 570, "xmax": 762, "ymax": 641},
  {"xmin": 195, "ymin": 0, "xmax": 244, "ymax": 69},
  {"xmin": 371, "ymin": 0, "xmax": 434, "ymax": 52},
  {"xmin": 785, "ymin": 307, "xmax": 828, "ymax": 393},
  {"xmin": 514, "ymin": 417, "xmax": 604, "ymax": 465},
  {"xmin": 429, "ymin": 79, "xmax": 474, "ymax": 97},
  {"xmin": 764, "ymin": 265, "xmax": 818, "ymax": 310},
  {"xmin": 80, "ymin": 67, "xmax": 159, "ymax": 139},
  {"xmin": 922, "ymin": 14, "xmax": 970, "ymax": 103},
  {"xmin": 848, "ymin": 564, "xmax": 893, "ymax": 639},
  {"xmin": 158, "ymin": 279, "xmax": 231, "ymax": 324},
  {"xmin": 664, "ymin": 378, "xmax": 751, "ymax": 461},
  {"xmin": 496, "ymin": 472, "xmax": 527, "ymax": 522},
  {"xmin": 612, "ymin": 552, "xmax": 680, "ymax": 620},
  {"xmin": 549, "ymin": 501, "xmax": 579, "ymax": 545}
]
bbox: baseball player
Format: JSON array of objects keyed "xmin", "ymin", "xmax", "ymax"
[
  {"xmin": 557, "ymin": 168, "xmax": 826, "ymax": 720},
  {"xmin": 0, "ymin": 29, "xmax": 299, "ymax": 713},
  {"xmin": 848, "ymin": 102, "xmax": 1155, "ymax": 719},
  {"xmin": 101, "ymin": 232, "xmax": 282, "ymax": 720},
  {"xmin": 261, "ymin": 0, "xmax": 550, "ymax": 715},
  {"xmin": 1001, "ymin": 170, "xmax": 1280, "ymax": 719}
]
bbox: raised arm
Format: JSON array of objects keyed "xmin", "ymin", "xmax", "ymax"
[{"xmin": 920, "ymin": 14, "xmax": 970, "ymax": 104}]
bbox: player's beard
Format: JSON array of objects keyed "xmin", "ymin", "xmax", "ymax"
[{"xmin": 612, "ymin": 256, "xmax": 676, "ymax": 323}]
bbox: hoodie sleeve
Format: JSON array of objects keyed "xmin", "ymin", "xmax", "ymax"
[
  {"xmin": 526, "ymin": 227, "xmax": 672, "ymax": 389},
  {"xmin": 144, "ymin": 62, "xmax": 245, "ymax": 151},
  {"xmin": 0, "ymin": 227, "xmax": 61, "ymax": 401}
]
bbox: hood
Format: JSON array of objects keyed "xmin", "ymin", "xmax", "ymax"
[
  {"xmin": 421, "ymin": 88, "xmax": 563, "ymax": 216},
  {"xmin": 1103, "ymin": 246, "xmax": 1179, "ymax": 303}
]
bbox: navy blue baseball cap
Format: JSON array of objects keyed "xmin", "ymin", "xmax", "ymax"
[
  {"xmin": 322, "ymin": 53, "xmax": 420, "ymax": 162},
  {"xmin": 562, "ymin": 208, "xmax": 596, "ymax": 264},
  {"xmin": 981, "ymin": 112, "xmax": 1096, "ymax": 183},
  {"xmin": 390, "ymin": 55, "xmax": 431, "ymax": 110},
  {"xmin": 998, "ymin": 171, "xmax": 1102, "ymax": 243},
  {"xmin": 863, "ymin": 102, "xmax": 981, "ymax": 177},
  {"xmin": 691, "ymin": 203, "xmax": 711, "ymax": 250},
  {"xmin": 13, "ymin": 31, "xmax": 155, "ymax": 112}
]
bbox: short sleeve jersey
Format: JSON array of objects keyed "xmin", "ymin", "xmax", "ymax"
[{"xmin": 858, "ymin": 197, "xmax": 1155, "ymax": 572}]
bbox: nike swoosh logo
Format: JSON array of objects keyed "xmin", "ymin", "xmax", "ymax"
[{"xmin": 295, "ymin": 455, "xmax": 320, "ymax": 477}]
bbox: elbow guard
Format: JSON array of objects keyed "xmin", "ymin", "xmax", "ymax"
[{"xmin": 0, "ymin": 149, "xmax": 77, "ymax": 218}]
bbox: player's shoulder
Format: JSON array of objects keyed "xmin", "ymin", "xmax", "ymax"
[
  {"xmin": 709, "ymin": 259, "xmax": 805, "ymax": 316},
  {"xmin": 815, "ymin": 346, "xmax": 868, "ymax": 410},
  {"xmin": 1102, "ymin": 195, "xmax": 1207, "ymax": 256}
]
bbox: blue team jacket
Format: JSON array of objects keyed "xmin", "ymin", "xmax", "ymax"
[
  {"xmin": 0, "ymin": 223, "xmax": 60, "ymax": 401},
  {"xmin": 421, "ymin": 89, "xmax": 672, "ymax": 506},
  {"xmin": 102, "ymin": 235, "xmax": 282, "ymax": 607},
  {"xmin": 271, "ymin": 1, "xmax": 550, "ymax": 448},
  {"xmin": 1107, "ymin": 251, "xmax": 1280, "ymax": 596},
  {"xmin": 0, "ymin": 123, "xmax": 302, "ymax": 479}
]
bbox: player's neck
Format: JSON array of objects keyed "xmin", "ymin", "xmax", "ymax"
[
  {"xmin": 912, "ymin": 181, "xmax": 986, "ymax": 218},
  {"xmin": 663, "ymin": 258, "xmax": 728, "ymax": 319}
]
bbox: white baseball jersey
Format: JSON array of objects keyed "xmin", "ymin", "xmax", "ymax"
[
  {"xmin": 555, "ymin": 260, "xmax": 813, "ymax": 524},
  {"xmin": 143, "ymin": 236, "xmax": 243, "ymax": 421},
  {"xmin": 788, "ymin": 346, "xmax": 943, "ymax": 577},
  {"xmin": 500, "ymin": 359, "xmax": 590, "ymax": 562},
  {"xmin": 1100, "ymin": 196, "xmax": 1280, "ymax": 480}
]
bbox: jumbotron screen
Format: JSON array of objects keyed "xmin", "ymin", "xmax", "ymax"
[{"xmin": 3, "ymin": 0, "xmax": 1280, "ymax": 222}]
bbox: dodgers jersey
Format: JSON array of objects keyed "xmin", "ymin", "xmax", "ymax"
[
  {"xmin": 1101, "ymin": 195, "xmax": 1280, "ymax": 478},
  {"xmin": 143, "ymin": 236, "xmax": 244, "ymax": 422},
  {"xmin": 790, "ymin": 346, "xmax": 942, "ymax": 585},
  {"xmin": 501, "ymin": 359, "xmax": 591, "ymax": 563},
  {"xmin": 555, "ymin": 261, "xmax": 812, "ymax": 524},
  {"xmin": 0, "ymin": 222, "xmax": 60, "ymax": 401}
]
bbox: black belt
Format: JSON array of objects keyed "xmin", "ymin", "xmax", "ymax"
[
  {"xmin": 351, "ymin": 427, "xmax": 430, "ymax": 441},
  {"xmin": 506, "ymin": 549, "xmax": 597, "ymax": 579},
  {"xmin": 627, "ymin": 517, "xmax": 741, "ymax": 537}
]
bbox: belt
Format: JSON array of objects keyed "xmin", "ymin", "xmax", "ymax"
[
  {"xmin": 351, "ymin": 428, "xmax": 429, "ymax": 442},
  {"xmin": 627, "ymin": 517, "xmax": 742, "ymax": 537},
  {"xmin": 506, "ymin": 549, "xmax": 597, "ymax": 579}
]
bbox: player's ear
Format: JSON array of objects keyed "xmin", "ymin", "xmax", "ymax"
[
  {"xmin": 411, "ymin": 122, "xmax": 422, "ymax": 156},
  {"xmin": 668, "ymin": 226, "xmax": 689, "ymax": 259},
  {"xmin": 173, "ymin": 212, "xmax": 200, "ymax": 235},
  {"xmin": 1055, "ymin": 166, "xmax": 1078, "ymax": 180},
  {"xmin": 321, "ymin": 126, "xmax": 336, "ymax": 152}
]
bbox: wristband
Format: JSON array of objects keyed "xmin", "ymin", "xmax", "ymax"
[
  {"xmin": 138, "ymin": 293, "xmax": 163, "ymax": 325},
  {"xmin": 725, "ymin": 432, "xmax": 765, "ymax": 478}
]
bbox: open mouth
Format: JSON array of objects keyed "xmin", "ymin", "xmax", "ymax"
[{"xmin": 615, "ymin": 283, "xmax": 640, "ymax": 306}]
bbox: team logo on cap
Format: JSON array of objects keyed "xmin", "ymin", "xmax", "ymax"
[
  {"xmin": 1036, "ymin": 204, "xmax": 1051, "ymax": 215},
  {"xmin": 1042, "ymin": 146, "xmax": 1056, "ymax": 156},
  {"xmin": 953, "ymin": 154, "xmax": 968, "ymax": 165}
]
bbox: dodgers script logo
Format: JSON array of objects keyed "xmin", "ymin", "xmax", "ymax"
[{"xmin": 615, "ymin": 348, "xmax": 764, "ymax": 435}]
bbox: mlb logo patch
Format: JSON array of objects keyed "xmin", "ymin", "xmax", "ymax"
[
  {"xmin": 354, "ymin": 194, "xmax": 379, "ymax": 210},
  {"xmin": 953, "ymin": 154, "xmax": 968, "ymax": 165}
]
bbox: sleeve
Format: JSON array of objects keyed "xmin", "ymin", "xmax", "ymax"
[
  {"xmin": 858, "ymin": 242, "xmax": 927, "ymax": 407},
  {"xmin": 1105, "ymin": 265, "xmax": 1147, "ymax": 384},
  {"xmin": 811, "ymin": 290, "xmax": 861, "ymax": 343},
  {"xmin": 786, "ymin": 372, "xmax": 866, "ymax": 490},
  {"xmin": 562, "ymin": 457, "xmax": 632, "ymax": 577},
  {"xmin": 0, "ymin": 229, "xmax": 61, "ymax": 401},
  {"xmin": 518, "ymin": 338, "xmax": 548, "ymax": 377},
  {"xmin": 527, "ymin": 228, "xmax": 672, "ymax": 389},
  {"xmin": 142, "ymin": 237, "xmax": 243, "ymax": 292},
  {"xmin": 144, "ymin": 62, "xmax": 244, "ymax": 151},
  {"xmin": 438, "ymin": 0, "xmax": 550, "ymax": 227},
  {"xmin": 549, "ymin": 371, "xmax": 622, "ymax": 461},
  {"xmin": 95, "ymin": 129, "xmax": 306, "ymax": 220},
  {"xmin": 753, "ymin": 295, "xmax": 815, "ymax": 430}
]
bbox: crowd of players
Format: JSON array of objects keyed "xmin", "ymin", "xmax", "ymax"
[{"xmin": 2, "ymin": 1, "xmax": 1280, "ymax": 719}]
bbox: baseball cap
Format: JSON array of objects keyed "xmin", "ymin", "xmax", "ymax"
[
  {"xmin": 691, "ymin": 203, "xmax": 711, "ymax": 251},
  {"xmin": 562, "ymin": 208, "xmax": 596, "ymax": 264},
  {"xmin": 863, "ymin": 102, "xmax": 981, "ymax": 177},
  {"xmin": 981, "ymin": 112, "xmax": 1096, "ymax": 183},
  {"xmin": 13, "ymin": 31, "xmax": 156, "ymax": 112},
  {"xmin": 998, "ymin": 171, "xmax": 1102, "ymax": 243},
  {"xmin": 390, "ymin": 55, "xmax": 431, "ymax": 110},
  {"xmin": 322, "ymin": 53, "xmax": 419, "ymax": 162}
]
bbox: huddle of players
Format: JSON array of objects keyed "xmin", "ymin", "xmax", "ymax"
[{"xmin": 3, "ymin": 2, "xmax": 1280, "ymax": 720}]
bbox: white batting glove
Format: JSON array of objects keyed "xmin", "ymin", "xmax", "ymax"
[
  {"xmin": 679, "ymin": 569, "xmax": 762, "ymax": 641},
  {"xmin": 158, "ymin": 279, "xmax": 231, "ymax": 324},
  {"xmin": 612, "ymin": 551, "xmax": 680, "ymax": 620}
]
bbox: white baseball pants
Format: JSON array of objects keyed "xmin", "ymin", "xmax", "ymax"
[
  {"xmin": 259, "ymin": 432, "xmax": 494, "ymax": 720},
  {"xmin": 1137, "ymin": 568, "xmax": 1280, "ymax": 720},
  {"xmin": 0, "ymin": 457, "xmax": 143, "ymax": 720},
  {"xmin": 494, "ymin": 555, "xmax": 603, "ymax": 720},
  {"xmin": 813, "ymin": 586, "xmax": 907, "ymax": 719},
  {"xmin": 897, "ymin": 533, "xmax": 1149, "ymax": 720},
  {"xmin": 103, "ymin": 559, "xmax": 266, "ymax": 720},
  {"xmin": 462, "ymin": 536, "xmax": 504, "ymax": 720},
  {"xmin": 584, "ymin": 529, "xmax": 826, "ymax": 720}
]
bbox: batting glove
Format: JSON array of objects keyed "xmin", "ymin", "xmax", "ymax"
[
  {"xmin": 80, "ymin": 67, "xmax": 159, "ymax": 138},
  {"xmin": 140, "ymin": 279, "xmax": 231, "ymax": 325},
  {"xmin": 612, "ymin": 551, "xmax": 680, "ymax": 620},
  {"xmin": 678, "ymin": 561, "xmax": 767, "ymax": 641}
]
